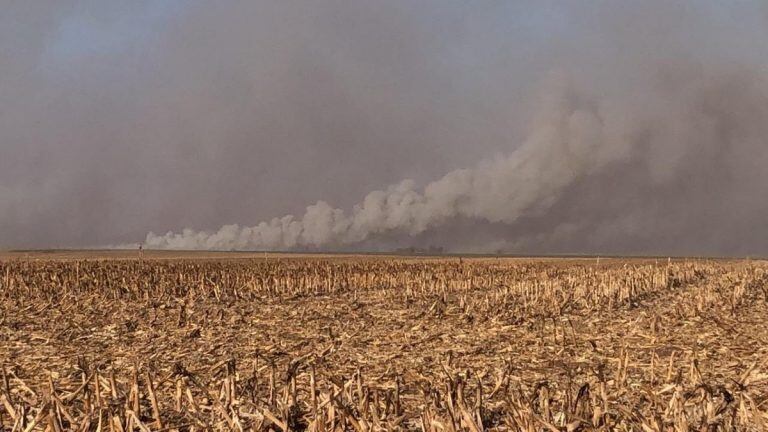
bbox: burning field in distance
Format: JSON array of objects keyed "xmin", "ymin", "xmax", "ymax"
[{"xmin": 1, "ymin": 254, "xmax": 767, "ymax": 431}]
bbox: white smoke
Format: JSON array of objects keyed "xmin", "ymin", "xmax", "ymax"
[
  {"xmin": 145, "ymin": 64, "xmax": 768, "ymax": 253},
  {"xmin": 144, "ymin": 73, "xmax": 632, "ymax": 250}
]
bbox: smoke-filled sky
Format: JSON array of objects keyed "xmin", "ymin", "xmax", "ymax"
[{"xmin": 2, "ymin": 1, "xmax": 768, "ymax": 255}]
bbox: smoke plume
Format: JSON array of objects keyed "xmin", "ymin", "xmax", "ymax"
[
  {"xmin": 147, "ymin": 66, "xmax": 768, "ymax": 254},
  {"xmin": 2, "ymin": 2, "xmax": 768, "ymax": 255}
]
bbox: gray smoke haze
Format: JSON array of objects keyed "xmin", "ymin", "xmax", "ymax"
[{"xmin": 2, "ymin": 1, "xmax": 768, "ymax": 255}]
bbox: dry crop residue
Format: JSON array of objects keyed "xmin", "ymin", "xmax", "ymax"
[{"xmin": 1, "ymin": 256, "xmax": 767, "ymax": 430}]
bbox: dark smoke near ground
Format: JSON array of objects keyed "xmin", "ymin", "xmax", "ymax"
[{"xmin": 2, "ymin": 2, "xmax": 768, "ymax": 255}]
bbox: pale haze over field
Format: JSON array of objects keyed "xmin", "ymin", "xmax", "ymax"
[{"xmin": 2, "ymin": 1, "xmax": 768, "ymax": 255}]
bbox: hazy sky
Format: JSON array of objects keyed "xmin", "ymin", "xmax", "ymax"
[{"xmin": 2, "ymin": 1, "xmax": 768, "ymax": 255}]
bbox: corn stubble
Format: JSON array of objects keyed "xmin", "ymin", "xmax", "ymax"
[{"xmin": 1, "ymin": 256, "xmax": 767, "ymax": 431}]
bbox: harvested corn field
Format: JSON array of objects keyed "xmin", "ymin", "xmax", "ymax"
[{"xmin": 1, "ymin": 254, "xmax": 767, "ymax": 431}]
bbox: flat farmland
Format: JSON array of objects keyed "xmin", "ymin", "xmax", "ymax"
[{"xmin": 1, "ymin": 253, "xmax": 767, "ymax": 431}]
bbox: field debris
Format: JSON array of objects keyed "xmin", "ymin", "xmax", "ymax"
[{"xmin": 1, "ymin": 256, "xmax": 767, "ymax": 430}]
